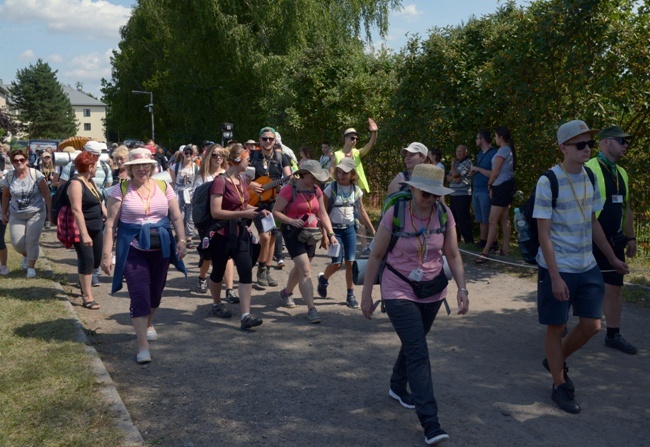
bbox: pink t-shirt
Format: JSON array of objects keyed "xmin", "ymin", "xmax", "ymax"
[
  {"xmin": 379, "ymin": 201, "xmax": 456, "ymax": 303},
  {"xmin": 209, "ymin": 174, "xmax": 250, "ymax": 236},
  {"xmin": 277, "ymin": 183, "xmax": 322, "ymax": 228},
  {"xmin": 107, "ymin": 180, "xmax": 176, "ymax": 224}
]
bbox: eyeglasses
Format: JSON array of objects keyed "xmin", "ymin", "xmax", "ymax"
[
  {"xmin": 12, "ymin": 158, "xmax": 27, "ymax": 164},
  {"xmin": 565, "ymin": 140, "xmax": 595, "ymax": 150},
  {"xmin": 261, "ymin": 137, "xmax": 275, "ymax": 142},
  {"xmin": 609, "ymin": 137, "xmax": 629, "ymax": 146}
]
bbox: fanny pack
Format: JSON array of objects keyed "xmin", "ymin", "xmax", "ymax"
[
  {"xmin": 385, "ymin": 263, "xmax": 448, "ymax": 299},
  {"xmin": 297, "ymin": 228, "xmax": 323, "ymax": 246}
]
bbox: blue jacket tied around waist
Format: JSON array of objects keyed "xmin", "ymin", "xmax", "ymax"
[{"xmin": 111, "ymin": 216, "xmax": 187, "ymax": 293}]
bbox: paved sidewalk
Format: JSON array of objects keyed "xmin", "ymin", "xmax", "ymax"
[{"xmin": 39, "ymin": 228, "xmax": 650, "ymax": 447}]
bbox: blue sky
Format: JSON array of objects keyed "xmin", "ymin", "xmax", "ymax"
[{"xmin": 0, "ymin": 0, "xmax": 529, "ymax": 99}]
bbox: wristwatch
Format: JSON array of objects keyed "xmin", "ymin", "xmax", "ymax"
[
  {"xmin": 459, "ymin": 288, "xmax": 469, "ymax": 294},
  {"xmin": 328, "ymin": 232, "xmax": 335, "ymax": 237}
]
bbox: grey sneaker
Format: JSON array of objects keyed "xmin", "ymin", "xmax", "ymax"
[
  {"xmin": 257, "ymin": 267, "xmax": 268, "ymax": 287},
  {"xmin": 346, "ymin": 294, "xmax": 359, "ymax": 309},
  {"xmin": 265, "ymin": 266, "xmax": 278, "ymax": 287},
  {"xmin": 605, "ymin": 333, "xmax": 638, "ymax": 355},
  {"xmin": 225, "ymin": 289, "xmax": 240, "ymax": 304},
  {"xmin": 280, "ymin": 288, "xmax": 296, "ymax": 308},
  {"xmin": 196, "ymin": 277, "xmax": 208, "ymax": 294},
  {"xmin": 211, "ymin": 302, "xmax": 232, "ymax": 319},
  {"xmin": 307, "ymin": 307, "xmax": 321, "ymax": 324},
  {"xmin": 241, "ymin": 313, "xmax": 263, "ymax": 330}
]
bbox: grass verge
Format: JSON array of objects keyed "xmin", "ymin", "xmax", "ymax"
[{"xmin": 0, "ymin": 250, "xmax": 124, "ymax": 447}]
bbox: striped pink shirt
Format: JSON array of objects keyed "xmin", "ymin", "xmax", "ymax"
[{"xmin": 107, "ymin": 180, "xmax": 175, "ymax": 224}]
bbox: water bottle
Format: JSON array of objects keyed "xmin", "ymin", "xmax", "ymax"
[{"xmin": 513, "ymin": 208, "xmax": 530, "ymax": 243}]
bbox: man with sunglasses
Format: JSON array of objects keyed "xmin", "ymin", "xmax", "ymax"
[
  {"xmin": 533, "ymin": 120, "xmax": 628, "ymax": 414},
  {"xmin": 331, "ymin": 118, "xmax": 378, "ymax": 255},
  {"xmin": 585, "ymin": 126, "xmax": 637, "ymax": 355},
  {"xmin": 249, "ymin": 127, "xmax": 292, "ymax": 288}
]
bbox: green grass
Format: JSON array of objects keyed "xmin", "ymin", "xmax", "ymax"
[{"xmin": 0, "ymin": 251, "xmax": 124, "ymax": 447}]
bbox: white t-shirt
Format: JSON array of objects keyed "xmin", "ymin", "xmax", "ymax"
[{"xmin": 323, "ymin": 182, "xmax": 362, "ymax": 225}]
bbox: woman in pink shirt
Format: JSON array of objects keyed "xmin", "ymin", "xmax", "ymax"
[{"xmin": 273, "ymin": 160, "xmax": 338, "ymax": 324}]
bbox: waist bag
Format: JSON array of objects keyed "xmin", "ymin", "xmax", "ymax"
[{"xmin": 385, "ymin": 262, "xmax": 448, "ymax": 299}]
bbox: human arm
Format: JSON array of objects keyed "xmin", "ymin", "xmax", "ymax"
[
  {"xmin": 486, "ymin": 155, "xmax": 504, "ymax": 188},
  {"xmin": 169, "ymin": 164, "xmax": 177, "ymax": 185},
  {"xmin": 101, "ymin": 196, "xmax": 121, "ymax": 274},
  {"xmin": 167, "ymin": 195, "xmax": 187, "ymax": 259},
  {"xmin": 1, "ymin": 186, "xmax": 9, "ymax": 224},
  {"xmin": 67, "ymin": 180, "xmax": 91, "ymax": 246},
  {"xmin": 316, "ymin": 191, "xmax": 337, "ymax": 250},
  {"xmin": 592, "ymin": 214, "xmax": 628, "ymax": 275},
  {"xmin": 357, "ymin": 201, "xmax": 375, "ymax": 237},
  {"xmin": 442, "ymin": 225, "xmax": 469, "ymax": 315},
  {"xmin": 37, "ymin": 178, "xmax": 52, "ymax": 221},
  {"xmin": 211, "ymin": 194, "xmax": 260, "ymax": 220},
  {"xmin": 272, "ymin": 194, "xmax": 304, "ymax": 228},
  {"xmin": 386, "ymin": 172, "xmax": 404, "ymax": 196},
  {"xmin": 360, "ymin": 223, "xmax": 391, "ymax": 320},
  {"xmin": 537, "ymin": 218, "xmax": 569, "ymax": 301},
  {"xmin": 624, "ymin": 202, "xmax": 636, "ymax": 258},
  {"xmin": 359, "ymin": 118, "xmax": 379, "ymax": 157}
]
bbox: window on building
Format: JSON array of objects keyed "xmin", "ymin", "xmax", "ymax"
[
  {"xmin": 83, "ymin": 109, "xmax": 91, "ymax": 117},
  {"xmin": 84, "ymin": 123, "xmax": 91, "ymax": 131}
]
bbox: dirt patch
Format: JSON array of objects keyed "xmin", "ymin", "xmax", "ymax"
[{"xmin": 40, "ymin": 229, "xmax": 650, "ymax": 446}]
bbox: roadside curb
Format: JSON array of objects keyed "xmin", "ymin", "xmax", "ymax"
[{"xmin": 40, "ymin": 250, "xmax": 145, "ymax": 446}]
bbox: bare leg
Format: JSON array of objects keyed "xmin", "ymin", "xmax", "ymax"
[
  {"xmin": 224, "ymin": 259, "xmax": 235, "ymax": 289},
  {"xmin": 500, "ymin": 205, "xmax": 511, "ymax": 252},
  {"xmin": 479, "ymin": 223, "xmax": 489, "ymax": 242},
  {"xmin": 344, "ymin": 260, "xmax": 354, "ymax": 290},
  {"xmin": 79, "ymin": 273, "xmax": 96, "ymax": 305},
  {"xmin": 293, "ymin": 253, "xmax": 314, "ymax": 309},
  {"xmin": 147, "ymin": 308, "xmax": 157, "ymax": 330},
  {"xmin": 209, "ymin": 279, "xmax": 223, "ymax": 304},
  {"xmin": 603, "ymin": 284, "xmax": 622, "ymax": 328},
  {"xmin": 238, "ymin": 283, "xmax": 253, "ymax": 315},
  {"xmin": 132, "ymin": 316, "xmax": 149, "ymax": 353},
  {"xmin": 323, "ymin": 262, "xmax": 341, "ymax": 280},
  {"xmin": 199, "ymin": 259, "xmax": 211, "ymax": 279},
  {"xmin": 562, "ymin": 317, "xmax": 601, "ymax": 360},
  {"xmin": 482, "ymin": 205, "xmax": 504, "ymax": 255},
  {"xmin": 545, "ymin": 324, "xmax": 567, "ymax": 386}
]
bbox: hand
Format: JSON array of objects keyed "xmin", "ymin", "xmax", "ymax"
[
  {"xmin": 100, "ymin": 256, "xmax": 113, "ymax": 275},
  {"xmin": 176, "ymin": 241, "xmax": 187, "ymax": 260},
  {"xmin": 470, "ymin": 166, "xmax": 478, "ymax": 173},
  {"xmin": 611, "ymin": 258, "xmax": 629, "ymax": 275},
  {"xmin": 250, "ymin": 181, "xmax": 263, "ymax": 194},
  {"xmin": 626, "ymin": 240, "xmax": 637, "ymax": 258},
  {"xmin": 361, "ymin": 295, "xmax": 374, "ymax": 320},
  {"xmin": 81, "ymin": 234, "xmax": 93, "ymax": 247},
  {"xmin": 551, "ymin": 277, "xmax": 570, "ymax": 302},
  {"xmin": 457, "ymin": 290, "xmax": 469, "ymax": 315},
  {"xmin": 368, "ymin": 117, "xmax": 378, "ymax": 132},
  {"xmin": 489, "ymin": 188, "xmax": 493, "ymax": 199},
  {"xmin": 290, "ymin": 218, "xmax": 305, "ymax": 228},
  {"xmin": 242, "ymin": 208, "xmax": 259, "ymax": 219}
]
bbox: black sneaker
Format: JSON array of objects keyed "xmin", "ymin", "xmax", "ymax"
[
  {"xmin": 225, "ymin": 289, "xmax": 240, "ymax": 304},
  {"xmin": 388, "ymin": 388, "xmax": 415, "ymax": 409},
  {"xmin": 424, "ymin": 427, "xmax": 449, "ymax": 445},
  {"xmin": 241, "ymin": 314, "xmax": 263, "ymax": 330},
  {"xmin": 551, "ymin": 383, "xmax": 580, "ymax": 414},
  {"xmin": 346, "ymin": 295, "xmax": 359, "ymax": 309},
  {"xmin": 542, "ymin": 357, "xmax": 574, "ymax": 393},
  {"xmin": 317, "ymin": 273, "xmax": 328, "ymax": 298},
  {"xmin": 211, "ymin": 303, "xmax": 232, "ymax": 319},
  {"xmin": 605, "ymin": 333, "xmax": 638, "ymax": 355}
]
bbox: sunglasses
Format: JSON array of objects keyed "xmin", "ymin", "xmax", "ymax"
[
  {"xmin": 12, "ymin": 158, "xmax": 27, "ymax": 164},
  {"xmin": 566, "ymin": 140, "xmax": 596, "ymax": 150},
  {"xmin": 261, "ymin": 137, "xmax": 275, "ymax": 142},
  {"xmin": 348, "ymin": 136, "xmax": 358, "ymax": 141},
  {"xmin": 420, "ymin": 190, "xmax": 439, "ymax": 199},
  {"xmin": 610, "ymin": 137, "xmax": 629, "ymax": 146},
  {"xmin": 184, "ymin": 151, "xmax": 193, "ymax": 156},
  {"xmin": 211, "ymin": 152, "xmax": 223, "ymax": 158}
]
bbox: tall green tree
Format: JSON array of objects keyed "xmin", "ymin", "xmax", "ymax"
[
  {"xmin": 10, "ymin": 59, "xmax": 77, "ymax": 139},
  {"xmin": 0, "ymin": 107, "xmax": 22, "ymax": 141}
]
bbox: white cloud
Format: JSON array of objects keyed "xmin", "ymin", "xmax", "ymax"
[
  {"xmin": 394, "ymin": 4, "xmax": 423, "ymax": 23},
  {"xmin": 63, "ymin": 50, "xmax": 112, "ymax": 81},
  {"xmin": 49, "ymin": 53, "xmax": 64, "ymax": 63},
  {"xmin": 0, "ymin": 0, "xmax": 131, "ymax": 40},
  {"xmin": 19, "ymin": 49, "xmax": 36, "ymax": 60}
]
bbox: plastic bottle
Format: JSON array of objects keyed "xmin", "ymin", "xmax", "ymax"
[{"xmin": 513, "ymin": 208, "xmax": 530, "ymax": 243}]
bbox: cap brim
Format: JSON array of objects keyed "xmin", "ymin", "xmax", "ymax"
[
  {"xmin": 400, "ymin": 180, "xmax": 454, "ymax": 196},
  {"xmin": 295, "ymin": 168, "xmax": 330, "ymax": 182}
]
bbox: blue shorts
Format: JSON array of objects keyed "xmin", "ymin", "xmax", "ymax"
[
  {"xmin": 537, "ymin": 265, "xmax": 604, "ymax": 325},
  {"xmin": 472, "ymin": 189, "xmax": 491, "ymax": 224},
  {"xmin": 330, "ymin": 225, "xmax": 356, "ymax": 264}
]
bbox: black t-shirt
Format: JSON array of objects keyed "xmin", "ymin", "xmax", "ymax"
[
  {"xmin": 250, "ymin": 150, "xmax": 290, "ymax": 181},
  {"xmin": 72, "ymin": 178, "xmax": 103, "ymax": 232},
  {"xmin": 595, "ymin": 162, "xmax": 627, "ymax": 238}
]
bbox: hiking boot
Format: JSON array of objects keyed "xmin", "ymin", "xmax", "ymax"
[
  {"xmin": 346, "ymin": 294, "xmax": 359, "ymax": 309},
  {"xmin": 257, "ymin": 266, "xmax": 268, "ymax": 287},
  {"xmin": 307, "ymin": 307, "xmax": 321, "ymax": 324},
  {"xmin": 196, "ymin": 277, "xmax": 208, "ymax": 294},
  {"xmin": 280, "ymin": 289, "xmax": 296, "ymax": 308},
  {"xmin": 388, "ymin": 388, "xmax": 415, "ymax": 409},
  {"xmin": 265, "ymin": 266, "xmax": 278, "ymax": 287},
  {"xmin": 542, "ymin": 358, "xmax": 574, "ymax": 393},
  {"xmin": 317, "ymin": 273, "xmax": 328, "ymax": 298},
  {"xmin": 605, "ymin": 333, "xmax": 638, "ymax": 355},
  {"xmin": 241, "ymin": 314, "xmax": 263, "ymax": 330},
  {"xmin": 225, "ymin": 289, "xmax": 240, "ymax": 304},
  {"xmin": 424, "ymin": 427, "xmax": 449, "ymax": 445},
  {"xmin": 211, "ymin": 302, "xmax": 232, "ymax": 319},
  {"xmin": 551, "ymin": 383, "xmax": 580, "ymax": 414}
]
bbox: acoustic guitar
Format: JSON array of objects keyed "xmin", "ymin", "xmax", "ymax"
[{"xmin": 248, "ymin": 176, "xmax": 286, "ymax": 206}]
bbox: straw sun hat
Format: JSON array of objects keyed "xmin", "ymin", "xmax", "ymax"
[
  {"xmin": 124, "ymin": 148, "xmax": 158, "ymax": 166},
  {"xmin": 400, "ymin": 164, "xmax": 453, "ymax": 196}
]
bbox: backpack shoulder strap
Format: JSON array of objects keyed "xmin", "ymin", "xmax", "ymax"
[
  {"xmin": 326, "ymin": 182, "xmax": 338, "ymax": 215},
  {"xmin": 584, "ymin": 165, "xmax": 595, "ymax": 186},
  {"xmin": 120, "ymin": 180, "xmax": 130, "ymax": 197},
  {"xmin": 542, "ymin": 169, "xmax": 559, "ymax": 209},
  {"xmin": 154, "ymin": 179, "xmax": 168, "ymax": 193}
]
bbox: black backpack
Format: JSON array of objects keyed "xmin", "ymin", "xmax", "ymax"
[
  {"xmin": 519, "ymin": 166, "xmax": 595, "ymax": 264},
  {"xmin": 50, "ymin": 178, "xmax": 73, "ymax": 226},
  {"xmin": 191, "ymin": 174, "xmax": 224, "ymax": 232}
]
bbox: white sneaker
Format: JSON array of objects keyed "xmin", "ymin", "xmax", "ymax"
[
  {"xmin": 146, "ymin": 326, "xmax": 158, "ymax": 341},
  {"xmin": 136, "ymin": 350, "xmax": 151, "ymax": 364},
  {"xmin": 20, "ymin": 257, "xmax": 29, "ymax": 270},
  {"xmin": 26, "ymin": 268, "xmax": 36, "ymax": 278},
  {"xmin": 0, "ymin": 265, "xmax": 9, "ymax": 275}
]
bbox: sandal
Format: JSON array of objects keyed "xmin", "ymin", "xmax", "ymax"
[
  {"xmin": 475, "ymin": 254, "xmax": 489, "ymax": 264},
  {"xmin": 82, "ymin": 299, "xmax": 101, "ymax": 310},
  {"xmin": 499, "ymin": 249, "xmax": 510, "ymax": 256}
]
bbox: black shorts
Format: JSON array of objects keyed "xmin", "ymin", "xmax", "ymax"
[
  {"xmin": 490, "ymin": 178, "xmax": 515, "ymax": 207},
  {"xmin": 593, "ymin": 244, "xmax": 625, "ymax": 286},
  {"xmin": 281, "ymin": 225, "xmax": 316, "ymax": 259}
]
